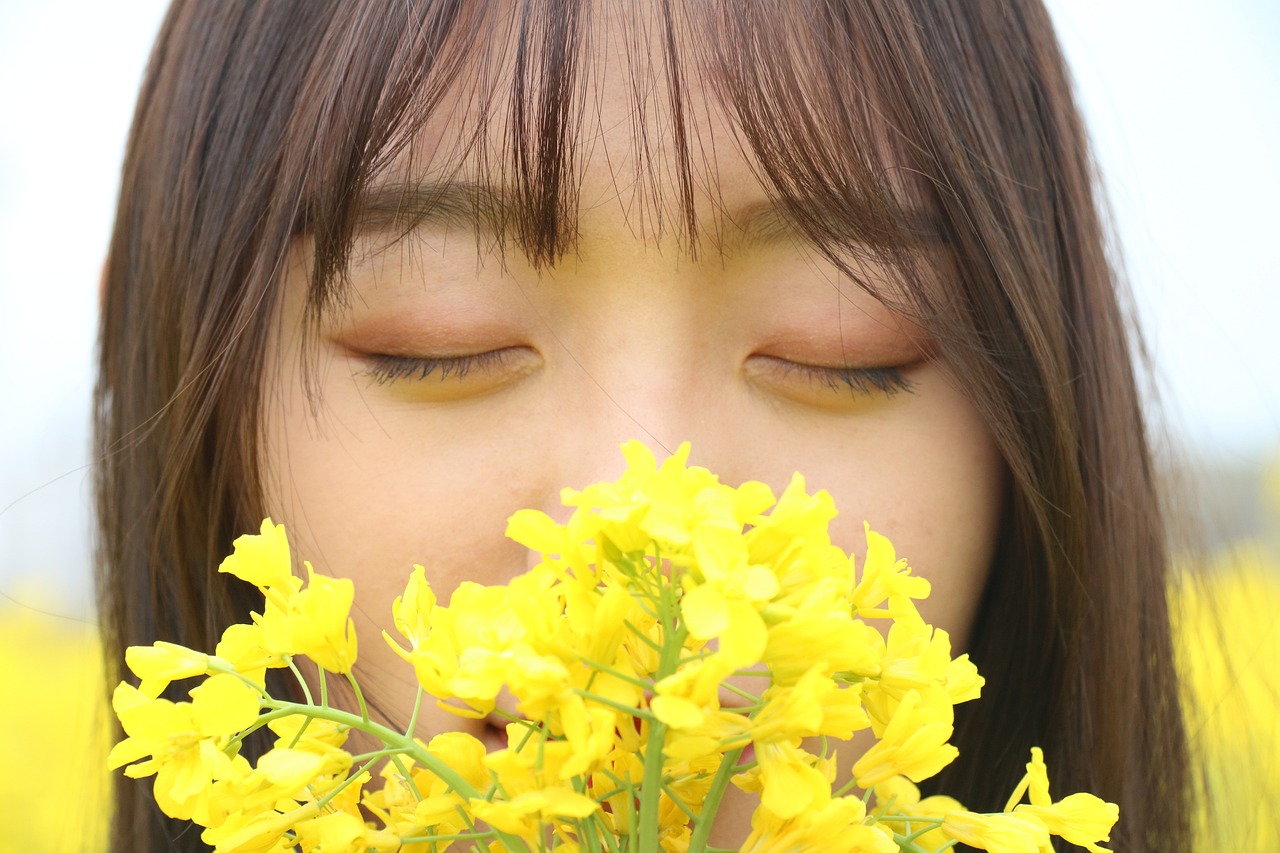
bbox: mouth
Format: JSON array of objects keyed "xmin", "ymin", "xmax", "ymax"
[{"xmin": 480, "ymin": 711, "xmax": 514, "ymax": 750}]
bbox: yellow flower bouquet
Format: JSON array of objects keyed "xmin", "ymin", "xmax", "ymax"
[{"xmin": 108, "ymin": 442, "xmax": 1117, "ymax": 852}]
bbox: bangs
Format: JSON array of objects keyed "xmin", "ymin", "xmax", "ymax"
[{"xmin": 285, "ymin": 0, "xmax": 953, "ymax": 327}]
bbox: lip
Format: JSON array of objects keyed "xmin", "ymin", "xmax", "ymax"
[
  {"xmin": 483, "ymin": 701, "xmax": 525, "ymax": 733},
  {"xmin": 481, "ymin": 713, "xmax": 514, "ymax": 750}
]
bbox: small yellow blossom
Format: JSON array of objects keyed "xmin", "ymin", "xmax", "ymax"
[
  {"xmin": 872, "ymin": 775, "xmax": 961, "ymax": 852},
  {"xmin": 852, "ymin": 524, "xmax": 931, "ymax": 619},
  {"xmin": 293, "ymin": 809, "xmax": 400, "ymax": 852},
  {"xmin": 741, "ymin": 739, "xmax": 833, "ymax": 819},
  {"xmin": 469, "ymin": 741, "xmax": 600, "ymax": 839},
  {"xmin": 680, "ymin": 527, "xmax": 775, "ymax": 668},
  {"xmin": 216, "ymin": 621, "xmax": 288, "ymax": 685},
  {"xmin": 218, "ymin": 519, "xmax": 300, "ymax": 603},
  {"xmin": 742, "ymin": 794, "xmax": 897, "ymax": 853},
  {"xmin": 108, "ymin": 673, "xmax": 261, "ymax": 822},
  {"xmin": 201, "ymin": 801, "xmax": 322, "ymax": 853},
  {"xmin": 285, "ymin": 564, "xmax": 359, "ymax": 674},
  {"xmin": 852, "ymin": 689, "xmax": 958, "ymax": 788},
  {"xmin": 862, "ymin": 609, "xmax": 973, "ymax": 735},
  {"xmin": 940, "ymin": 810, "xmax": 1051, "ymax": 853},
  {"xmin": 387, "ymin": 564, "xmax": 436, "ymax": 651},
  {"xmin": 125, "ymin": 641, "xmax": 210, "ymax": 698},
  {"xmin": 1010, "ymin": 747, "xmax": 1118, "ymax": 852}
]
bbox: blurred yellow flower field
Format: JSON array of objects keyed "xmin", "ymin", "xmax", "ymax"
[
  {"xmin": 0, "ymin": 591, "xmax": 109, "ymax": 852},
  {"xmin": 1174, "ymin": 544, "xmax": 1280, "ymax": 851}
]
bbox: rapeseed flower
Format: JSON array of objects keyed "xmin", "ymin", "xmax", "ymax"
[
  {"xmin": 108, "ymin": 673, "xmax": 261, "ymax": 823},
  {"xmin": 939, "ymin": 810, "xmax": 1051, "ymax": 853},
  {"xmin": 109, "ymin": 440, "xmax": 1120, "ymax": 852}
]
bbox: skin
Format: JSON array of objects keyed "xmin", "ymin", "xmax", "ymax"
[{"xmin": 260, "ymin": 21, "xmax": 1005, "ymax": 845}]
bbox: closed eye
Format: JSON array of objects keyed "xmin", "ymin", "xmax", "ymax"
[
  {"xmin": 357, "ymin": 347, "xmax": 534, "ymax": 386},
  {"xmin": 751, "ymin": 355, "xmax": 916, "ymax": 399}
]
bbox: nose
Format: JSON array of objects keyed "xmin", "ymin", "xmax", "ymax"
[
  {"xmin": 518, "ymin": 341, "xmax": 747, "ymax": 553},
  {"xmin": 510, "ymin": 246, "xmax": 758, "ymax": 558}
]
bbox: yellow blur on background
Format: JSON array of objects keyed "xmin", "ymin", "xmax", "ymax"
[
  {"xmin": 1175, "ymin": 544, "xmax": 1280, "ymax": 850},
  {"xmin": 2, "ymin": 491, "xmax": 1277, "ymax": 853},
  {"xmin": 0, "ymin": 590, "xmax": 110, "ymax": 853}
]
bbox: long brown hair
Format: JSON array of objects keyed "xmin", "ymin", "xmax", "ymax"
[{"xmin": 96, "ymin": 1, "xmax": 1190, "ymax": 849}]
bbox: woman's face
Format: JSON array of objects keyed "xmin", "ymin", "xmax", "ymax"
[{"xmin": 261, "ymin": 26, "xmax": 1004, "ymax": 842}]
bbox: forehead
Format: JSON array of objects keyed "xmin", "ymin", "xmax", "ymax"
[
  {"xmin": 374, "ymin": 12, "xmax": 759, "ymax": 249},
  {"xmin": 357, "ymin": 0, "xmax": 937, "ymax": 263}
]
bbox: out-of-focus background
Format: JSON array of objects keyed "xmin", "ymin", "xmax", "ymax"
[{"xmin": 0, "ymin": 2, "xmax": 1276, "ymax": 851}]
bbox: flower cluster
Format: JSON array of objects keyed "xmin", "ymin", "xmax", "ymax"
[{"xmin": 109, "ymin": 441, "xmax": 1118, "ymax": 852}]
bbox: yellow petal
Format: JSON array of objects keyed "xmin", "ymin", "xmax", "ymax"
[
  {"xmin": 680, "ymin": 584, "xmax": 729, "ymax": 639},
  {"xmin": 217, "ymin": 519, "xmax": 295, "ymax": 592},
  {"xmin": 505, "ymin": 509, "xmax": 565, "ymax": 554},
  {"xmin": 651, "ymin": 695, "xmax": 706, "ymax": 729},
  {"xmin": 190, "ymin": 673, "xmax": 260, "ymax": 736}
]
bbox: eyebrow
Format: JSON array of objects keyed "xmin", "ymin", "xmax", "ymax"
[
  {"xmin": 354, "ymin": 180, "xmax": 515, "ymax": 240},
  {"xmin": 729, "ymin": 199, "xmax": 949, "ymax": 253},
  {"xmin": 351, "ymin": 179, "xmax": 947, "ymax": 255}
]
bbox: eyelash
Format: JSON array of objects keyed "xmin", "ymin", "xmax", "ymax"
[
  {"xmin": 359, "ymin": 349, "xmax": 518, "ymax": 384},
  {"xmin": 358, "ymin": 350, "xmax": 915, "ymax": 399},
  {"xmin": 772, "ymin": 361, "xmax": 915, "ymax": 398}
]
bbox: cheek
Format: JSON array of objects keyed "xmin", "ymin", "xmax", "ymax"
[
  {"xmin": 260, "ymin": 382, "xmax": 551, "ymax": 741},
  {"xmin": 260, "ymin": 393, "xmax": 540, "ymax": 605},
  {"xmin": 751, "ymin": 371, "xmax": 1006, "ymax": 652}
]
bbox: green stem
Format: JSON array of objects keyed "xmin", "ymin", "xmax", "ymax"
[
  {"xmin": 205, "ymin": 657, "xmax": 274, "ymax": 700},
  {"xmin": 345, "ymin": 671, "xmax": 370, "ymax": 724},
  {"xmin": 260, "ymin": 700, "xmax": 528, "ymax": 852},
  {"xmin": 677, "ymin": 648, "xmax": 714, "ymax": 665},
  {"xmin": 286, "ymin": 657, "xmax": 314, "ymax": 705},
  {"xmin": 717, "ymin": 681, "xmax": 762, "ymax": 705},
  {"xmin": 637, "ymin": 705, "xmax": 670, "ymax": 847},
  {"xmin": 348, "ymin": 745, "xmax": 416, "ymax": 763},
  {"xmin": 660, "ymin": 780, "xmax": 699, "ymax": 822},
  {"xmin": 637, "ymin": 558, "xmax": 685, "ymax": 853},
  {"xmin": 390, "ymin": 753, "xmax": 424, "ymax": 802},
  {"xmin": 863, "ymin": 814, "xmax": 949, "ymax": 852},
  {"xmin": 590, "ymin": 811, "xmax": 622, "ymax": 853},
  {"xmin": 313, "ymin": 753, "xmax": 384, "ymax": 811},
  {"xmin": 575, "ymin": 776, "xmax": 603, "ymax": 853},
  {"xmin": 579, "ymin": 657, "xmax": 654, "ymax": 691},
  {"xmin": 572, "ymin": 688, "xmax": 658, "ymax": 723},
  {"xmin": 592, "ymin": 785, "xmax": 629, "ymax": 801},
  {"xmin": 223, "ymin": 718, "xmax": 271, "ymax": 754},
  {"xmin": 398, "ymin": 830, "xmax": 493, "ymax": 844},
  {"xmin": 833, "ymin": 773, "xmax": 863, "ymax": 798},
  {"xmin": 891, "ymin": 832, "xmax": 948, "ymax": 853},
  {"xmin": 686, "ymin": 745, "xmax": 744, "ymax": 853},
  {"xmin": 624, "ymin": 620, "xmax": 663, "ymax": 653},
  {"xmin": 630, "ymin": 597, "xmax": 660, "ymax": 620},
  {"xmin": 286, "ymin": 715, "xmax": 313, "ymax": 749},
  {"xmin": 898, "ymin": 817, "xmax": 945, "ymax": 840},
  {"xmin": 405, "ymin": 687, "xmax": 424, "ymax": 739}
]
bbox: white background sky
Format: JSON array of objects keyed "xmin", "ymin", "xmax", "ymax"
[{"xmin": 1, "ymin": 1, "xmax": 1277, "ymax": 618}]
